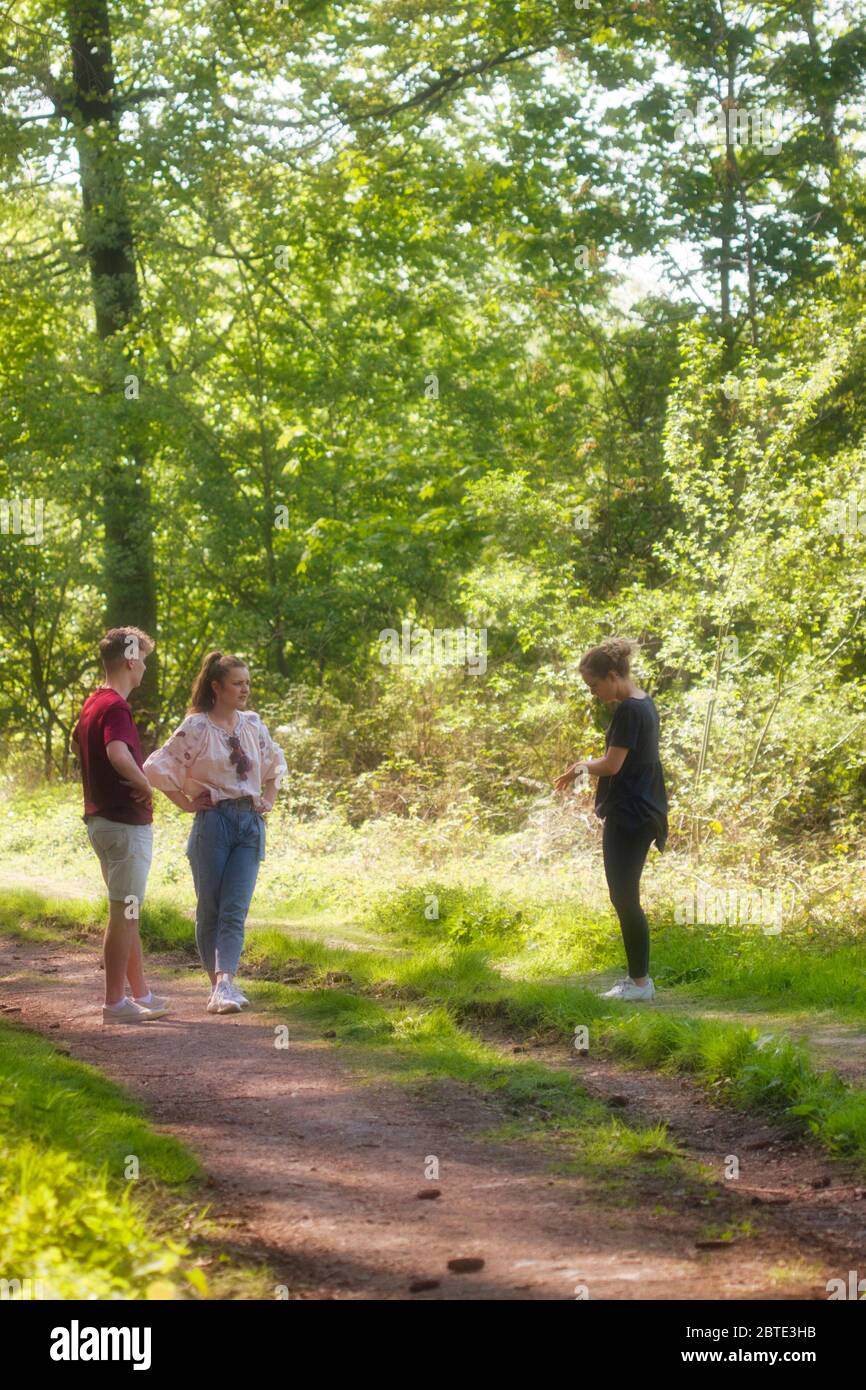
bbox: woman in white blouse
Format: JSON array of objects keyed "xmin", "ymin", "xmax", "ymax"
[{"xmin": 144, "ymin": 651, "xmax": 288, "ymax": 1015}]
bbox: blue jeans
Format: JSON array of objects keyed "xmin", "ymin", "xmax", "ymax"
[{"xmin": 186, "ymin": 797, "xmax": 265, "ymax": 976}]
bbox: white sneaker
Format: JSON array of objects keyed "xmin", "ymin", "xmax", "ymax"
[
  {"xmin": 210, "ymin": 978, "xmax": 240, "ymax": 1014},
  {"xmin": 599, "ymin": 976, "xmax": 628, "ymax": 998},
  {"xmin": 134, "ymin": 993, "xmax": 170, "ymax": 1015},
  {"xmin": 103, "ymin": 997, "xmax": 164, "ymax": 1023},
  {"xmin": 229, "ymin": 982, "xmax": 249, "ymax": 1008},
  {"xmin": 600, "ymin": 977, "xmax": 656, "ymax": 1001}
]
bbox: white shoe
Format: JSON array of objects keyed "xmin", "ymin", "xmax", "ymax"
[
  {"xmin": 229, "ymin": 982, "xmax": 249, "ymax": 1008},
  {"xmin": 134, "ymin": 993, "xmax": 170, "ymax": 1015},
  {"xmin": 205, "ymin": 981, "xmax": 226, "ymax": 1013},
  {"xmin": 103, "ymin": 997, "xmax": 164, "ymax": 1023},
  {"xmin": 210, "ymin": 978, "xmax": 240, "ymax": 1014},
  {"xmin": 600, "ymin": 977, "xmax": 656, "ymax": 1001}
]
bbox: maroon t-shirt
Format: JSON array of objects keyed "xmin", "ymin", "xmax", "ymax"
[{"xmin": 73, "ymin": 687, "xmax": 153, "ymax": 825}]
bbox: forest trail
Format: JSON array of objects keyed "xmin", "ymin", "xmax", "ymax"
[
  {"xmin": 6, "ymin": 869, "xmax": 866, "ymax": 1085},
  {"xmin": 2, "ymin": 934, "xmax": 865, "ymax": 1300}
]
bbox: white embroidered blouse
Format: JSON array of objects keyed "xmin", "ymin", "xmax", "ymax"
[{"xmin": 143, "ymin": 711, "xmax": 288, "ymax": 805}]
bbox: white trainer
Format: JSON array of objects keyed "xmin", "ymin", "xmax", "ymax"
[
  {"xmin": 134, "ymin": 993, "xmax": 170, "ymax": 1015},
  {"xmin": 600, "ymin": 977, "xmax": 656, "ymax": 1001},
  {"xmin": 229, "ymin": 982, "xmax": 249, "ymax": 1007},
  {"xmin": 211, "ymin": 978, "xmax": 240, "ymax": 1014},
  {"xmin": 103, "ymin": 997, "xmax": 163, "ymax": 1023}
]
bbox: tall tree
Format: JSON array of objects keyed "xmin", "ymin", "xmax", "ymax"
[{"xmin": 65, "ymin": 0, "xmax": 157, "ymax": 714}]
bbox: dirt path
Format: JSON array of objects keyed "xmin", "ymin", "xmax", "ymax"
[{"xmin": 2, "ymin": 936, "xmax": 864, "ymax": 1300}]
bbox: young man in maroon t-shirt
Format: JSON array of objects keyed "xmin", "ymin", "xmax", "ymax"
[{"xmin": 73, "ymin": 627, "xmax": 169, "ymax": 1023}]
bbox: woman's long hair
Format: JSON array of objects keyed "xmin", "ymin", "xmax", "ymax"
[{"xmin": 188, "ymin": 650, "xmax": 247, "ymax": 713}]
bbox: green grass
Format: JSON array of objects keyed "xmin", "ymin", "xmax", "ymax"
[
  {"xmin": 0, "ymin": 887, "xmax": 196, "ymax": 954},
  {"xmin": 480, "ymin": 902, "xmax": 866, "ymax": 1021},
  {"xmin": 6, "ymin": 884, "xmax": 866, "ymax": 1169},
  {"xmin": 371, "ymin": 882, "xmax": 866, "ymax": 1024},
  {"xmin": 370, "ymin": 882, "xmax": 526, "ymax": 953},
  {"xmin": 0, "ymin": 1018, "xmax": 207, "ymax": 1299},
  {"xmin": 0, "ymin": 1004, "xmax": 277, "ymax": 1300},
  {"xmin": 255, "ymin": 980, "xmax": 703, "ymax": 1197},
  {"xmin": 0, "ymin": 888, "xmax": 103, "ymax": 941},
  {"xmin": 602, "ymin": 1011, "xmax": 866, "ymax": 1158},
  {"xmin": 244, "ymin": 935, "xmax": 866, "ymax": 1165},
  {"xmin": 0, "ymin": 888, "xmax": 719, "ymax": 1211},
  {"xmin": 646, "ymin": 920, "xmax": 866, "ymax": 1017},
  {"xmin": 0, "ymin": 1019, "xmax": 198, "ymax": 1184},
  {"xmin": 247, "ymin": 933, "xmax": 866, "ymax": 1166}
]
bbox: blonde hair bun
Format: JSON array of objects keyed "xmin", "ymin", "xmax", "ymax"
[{"xmin": 579, "ymin": 637, "xmax": 638, "ymax": 678}]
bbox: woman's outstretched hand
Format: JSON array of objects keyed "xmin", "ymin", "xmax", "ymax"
[{"xmin": 554, "ymin": 761, "xmax": 589, "ymax": 793}]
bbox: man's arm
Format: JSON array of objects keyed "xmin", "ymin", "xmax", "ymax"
[{"xmin": 106, "ymin": 741, "xmax": 153, "ymax": 805}]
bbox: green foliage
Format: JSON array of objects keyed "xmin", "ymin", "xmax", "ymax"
[
  {"xmin": 603, "ymin": 1014, "xmax": 866, "ymax": 1161},
  {"xmin": 0, "ymin": 0, "xmax": 863, "ymax": 863},
  {"xmin": 370, "ymin": 882, "xmax": 525, "ymax": 949},
  {"xmin": 0, "ymin": 1019, "xmax": 202, "ymax": 1299}
]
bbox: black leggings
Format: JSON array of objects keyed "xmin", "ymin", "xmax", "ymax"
[{"xmin": 602, "ymin": 818, "xmax": 656, "ymax": 979}]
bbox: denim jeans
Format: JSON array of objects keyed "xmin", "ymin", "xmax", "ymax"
[{"xmin": 186, "ymin": 797, "xmax": 265, "ymax": 976}]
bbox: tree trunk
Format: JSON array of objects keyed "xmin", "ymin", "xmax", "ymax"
[
  {"xmin": 65, "ymin": 0, "xmax": 158, "ymax": 725},
  {"xmin": 718, "ymin": 71, "xmax": 737, "ymax": 361}
]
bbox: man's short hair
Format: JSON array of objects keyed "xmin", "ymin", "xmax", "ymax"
[{"xmin": 100, "ymin": 626, "xmax": 155, "ymax": 670}]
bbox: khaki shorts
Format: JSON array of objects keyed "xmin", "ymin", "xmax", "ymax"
[{"xmin": 87, "ymin": 818, "xmax": 153, "ymax": 913}]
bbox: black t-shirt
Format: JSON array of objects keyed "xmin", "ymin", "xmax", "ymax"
[{"xmin": 594, "ymin": 696, "xmax": 668, "ymax": 850}]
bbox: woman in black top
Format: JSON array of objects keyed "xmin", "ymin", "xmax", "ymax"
[{"xmin": 555, "ymin": 638, "xmax": 668, "ymax": 1001}]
